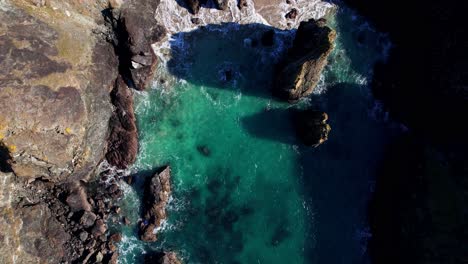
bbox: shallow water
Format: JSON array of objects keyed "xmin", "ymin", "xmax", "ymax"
[{"xmin": 117, "ymin": 5, "xmax": 397, "ymax": 264}]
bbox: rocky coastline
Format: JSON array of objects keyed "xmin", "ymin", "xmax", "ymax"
[
  {"xmin": 0, "ymin": 0, "xmax": 175, "ymax": 263},
  {"xmin": 1, "ymin": 0, "xmax": 362, "ymax": 263}
]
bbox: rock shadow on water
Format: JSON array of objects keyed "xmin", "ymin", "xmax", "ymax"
[
  {"xmin": 167, "ymin": 22, "xmax": 296, "ymax": 100},
  {"xmin": 240, "ymin": 108, "xmax": 299, "ymax": 145}
]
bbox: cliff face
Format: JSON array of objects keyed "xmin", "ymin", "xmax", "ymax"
[
  {"xmin": 274, "ymin": 18, "xmax": 336, "ymax": 102},
  {"xmin": 0, "ymin": 0, "xmax": 116, "ymax": 182},
  {"xmin": 0, "ymin": 0, "xmax": 166, "ymax": 262}
]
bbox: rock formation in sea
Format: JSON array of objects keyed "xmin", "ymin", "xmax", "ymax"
[
  {"xmin": 139, "ymin": 166, "xmax": 172, "ymax": 242},
  {"xmin": 0, "ymin": 0, "xmax": 166, "ymax": 262},
  {"xmin": 294, "ymin": 110, "xmax": 331, "ymax": 147},
  {"xmin": 274, "ymin": 18, "xmax": 336, "ymax": 102},
  {"xmin": 341, "ymin": 0, "xmax": 468, "ymax": 263}
]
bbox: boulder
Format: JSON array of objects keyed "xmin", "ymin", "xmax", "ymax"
[
  {"xmin": 66, "ymin": 183, "xmax": 92, "ymax": 212},
  {"xmin": 274, "ymin": 18, "xmax": 336, "ymax": 102},
  {"xmin": 238, "ymin": 0, "xmax": 248, "ymax": 9},
  {"xmin": 92, "ymin": 219, "xmax": 108, "ymax": 237},
  {"xmin": 80, "ymin": 211, "xmax": 97, "ymax": 227},
  {"xmin": 294, "ymin": 110, "xmax": 331, "ymax": 147},
  {"xmin": 139, "ymin": 166, "xmax": 172, "ymax": 242}
]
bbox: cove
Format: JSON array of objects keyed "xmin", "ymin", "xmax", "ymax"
[{"xmin": 117, "ymin": 6, "xmax": 398, "ymax": 264}]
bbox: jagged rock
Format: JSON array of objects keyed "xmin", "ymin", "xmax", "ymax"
[
  {"xmin": 80, "ymin": 211, "xmax": 97, "ymax": 227},
  {"xmin": 123, "ymin": 216, "xmax": 131, "ymax": 225},
  {"xmin": 214, "ymin": 0, "xmax": 229, "ymax": 10},
  {"xmin": 139, "ymin": 166, "xmax": 172, "ymax": 242},
  {"xmin": 66, "ymin": 183, "xmax": 92, "ymax": 212},
  {"xmin": 106, "ymin": 77, "xmax": 138, "ymax": 169},
  {"xmin": 294, "ymin": 110, "xmax": 331, "ymax": 147},
  {"xmin": 92, "ymin": 219, "xmax": 108, "ymax": 237},
  {"xmin": 274, "ymin": 18, "xmax": 336, "ymax": 102}
]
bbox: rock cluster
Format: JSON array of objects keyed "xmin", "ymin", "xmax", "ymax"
[
  {"xmin": 274, "ymin": 18, "xmax": 336, "ymax": 102},
  {"xmin": 139, "ymin": 166, "xmax": 172, "ymax": 242},
  {"xmin": 144, "ymin": 251, "xmax": 182, "ymax": 264}
]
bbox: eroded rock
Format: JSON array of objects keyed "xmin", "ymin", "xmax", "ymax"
[
  {"xmin": 274, "ymin": 18, "xmax": 336, "ymax": 102},
  {"xmin": 139, "ymin": 166, "xmax": 172, "ymax": 242}
]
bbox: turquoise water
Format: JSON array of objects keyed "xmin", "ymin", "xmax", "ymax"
[{"xmin": 117, "ymin": 6, "xmax": 397, "ymax": 264}]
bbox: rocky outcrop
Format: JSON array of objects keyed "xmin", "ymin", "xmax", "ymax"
[
  {"xmin": 115, "ymin": 0, "xmax": 166, "ymax": 91},
  {"xmin": 139, "ymin": 166, "xmax": 172, "ymax": 242},
  {"xmin": 294, "ymin": 110, "xmax": 331, "ymax": 147},
  {"xmin": 0, "ymin": 0, "xmax": 116, "ymax": 182},
  {"xmin": 0, "ymin": 0, "xmax": 166, "ymax": 262},
  {"xmin": 274, "ymin": 18, "xmax": 336, "ymax": 102},
  {"xmin": 106, "ymin": 76, "xmax": 138, "ymax": 169}
]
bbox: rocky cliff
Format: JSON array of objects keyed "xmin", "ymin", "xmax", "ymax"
[{"xmin": 0, "ymin": 0, "xmax": 165, "ymax": 262}]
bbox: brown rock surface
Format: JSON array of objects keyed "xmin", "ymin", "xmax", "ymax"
[
  {"xmin": 0, "ymin": 0, "xmax": 117, "ymax": 181},
  {"xmin": 274, "ymin": 18, "xmax": 335, "ymax": 102},
  {"xmin": 139, "ymin": 166, "xmax": 172, "ymax": 242},
  {"xmin": 294, "ymin": 110, "xmax": 331, "ymax": 147}
]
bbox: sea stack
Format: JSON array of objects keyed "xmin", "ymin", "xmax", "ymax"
[
  {"xmin": 139, "ymin": 166, "xmax": 172, "ymax": 242},
  {"xmin": 274, "ymin": 18, "xmax": 336, "ymax": 102}
]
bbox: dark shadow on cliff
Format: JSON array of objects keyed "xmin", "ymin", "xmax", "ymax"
[
  {"xmin": 167, "ymin": 22, "xmax": 295, "ymax": 101},
  {"xmin": 0, "ymin": 143, "xmax": 13, "ymax": 172}
]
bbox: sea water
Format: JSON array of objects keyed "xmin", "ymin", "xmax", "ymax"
[{"xmin": 116, "ymin": 4, "xmax": 398, "ymax": 264}]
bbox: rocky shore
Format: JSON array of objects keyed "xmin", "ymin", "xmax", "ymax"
[
  {"xmin": 0, "ymin": 0, "xmax": 171, "ymax": 262},
  {"xmin": 342, "ymin": 0, "xmax": 468, "ymax": 263}
]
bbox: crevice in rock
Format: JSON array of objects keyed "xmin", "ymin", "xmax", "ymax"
[{"xmin": 0, "ymin": 142, "xmax": 13, "ymax": 173}]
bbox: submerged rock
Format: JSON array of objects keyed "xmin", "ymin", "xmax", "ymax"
[
  {"xmin": 144, "ymin": 251, "xmax": 182, "ymax": 264},
  {"xmin": 274, "ymin": 18, "xmax": 336, "ymax": 102},
  {"xmin": 139, "ymin": 166, "xmax": 172, "ymax": 242},
  {"xmin": 294, "ymin": 110, "xmax": 331, "ymax": 147}
]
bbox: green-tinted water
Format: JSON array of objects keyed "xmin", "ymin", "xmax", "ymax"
[{"xmin": 117, "ymin": 6, "xmax": 397, "ymax": 264}]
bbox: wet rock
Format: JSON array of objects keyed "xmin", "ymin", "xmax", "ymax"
[
  {"xmin": 144, "ymin": 251, "xmax": 182, "ymax": 264},
  {"xmin": 80, "ymin": 211, "xmax": 97, "ymax": 227},
  {"xmin": 285, "ymin": 8, "xmax": 298, "ymax": 19},
  {"xmin": 109, "ymin": 233, "xmax": 122, "ymax": 243},
  {"xmin": 294, "ymin": 110, "xmax": 331, "ymax": 147},
  {"xmin": 139, "ymin": 166, "xmax": 172, "ymax": 242},
  {"xmin": 274, "ymin": 18, "xmax": 336, "ymax": 102},
  {"xmin": 197, "ymin": 145, "xmax": 211, "ymax": 157},
  {"xmin": 123, "ymin": 216, "xmax": 131, "ymax": 225}
]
